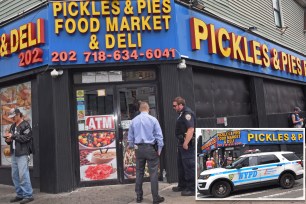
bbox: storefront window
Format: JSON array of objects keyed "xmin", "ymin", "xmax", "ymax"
[
  {"xmin": 76, "ymin": 88, "xmax": 117, "ymax": 181},
  {"xmin": 0, "ymin": 82, "xmax": 32, "ymax": 166},
  {"xmin": 119, "ymin": 86, "xmax": 157, "ymax": 179}
]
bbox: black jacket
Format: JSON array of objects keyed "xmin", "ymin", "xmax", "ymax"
[{"xmin": 5, "ymin": 120, "xmax": 34, "ymax": 156}]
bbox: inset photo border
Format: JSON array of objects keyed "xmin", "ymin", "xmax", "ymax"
[{"xmin": 196, "ymin": 128, "xmax": 305, "ymax": 201}]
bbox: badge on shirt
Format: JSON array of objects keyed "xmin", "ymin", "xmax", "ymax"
[{"xmin": 185, "ymin": 114, "xmax": 192, "ymax": 121}]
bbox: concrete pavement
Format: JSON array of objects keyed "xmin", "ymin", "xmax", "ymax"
[{"xmin": 0, "ymin": 182, "xmax": 305, "ymax": 204}]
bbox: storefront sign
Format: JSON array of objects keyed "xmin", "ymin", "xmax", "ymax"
[
  {"xmin": 1, "ymin": 2, "xmax": 305, "ymax": 84},
  {"xmin": 217, "ymin": 130, "xmax": 241, "ymax": 147},
  {"xmin": 245, "ymin": 130, "xmax": 304, "ymax": 144},
  {"xmin": 85, "ymin": 115, "xmax": 115, "ymax": 130},
  {"xmin": 0, "ymin": 7, "xmax": 48, "ymax": 77},
  {"xmin": 49, "ymin": 0, "xmax": 179, "ymax": 64},
  {"xmin": 215, "ymin": 130, "xmax": 303, "ymax": 147},
  {"xmin": 175, "ymin": 4, "xmax": 306, "ymax": 82},
  {"xmin": 201, "ymin": 137, "xmax": 217, "ymax": 152}
]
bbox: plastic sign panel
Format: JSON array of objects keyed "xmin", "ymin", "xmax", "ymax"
[
  {"xmin": 85, "ymin": 115, "xmax": 115, "ymax": 130},
  {"xmin": 175, "ymin": 4, "xmax": 306, "ymax": 82},
  {"xmin": 48, "ymin": 0, "xmax": 179, "ymax": 65},
  {"xmin": 245, "ymin": 130, "xmax": 304, "ymax": 144},
  {"xmin": 201, "ymin": 136, "xmax": 217, "ymax": 152},
  {"xmin": 0, "ymin": 7, "xmax": 48, "ymax": 78},
  {"xmin": 216, "ymin": 130, "xmax": 304, "ymax": 147},
  {"xmin": 217, "ymin": 130, "xmax": 241, "ymax": 147}
]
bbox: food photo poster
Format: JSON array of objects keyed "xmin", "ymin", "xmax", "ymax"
[{"xmin": 0, "ymin": 82, "xmax": 33, "ymax": 167}]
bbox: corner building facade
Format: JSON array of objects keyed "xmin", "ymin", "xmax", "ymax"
[{"xmin": 0, "ymin": 0, "xmax": 305, "ymax": 193}]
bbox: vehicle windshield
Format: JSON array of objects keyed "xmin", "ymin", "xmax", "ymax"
[{"xmin": 225, "ymin": 156, "xmax": 245, "ymax": 169}]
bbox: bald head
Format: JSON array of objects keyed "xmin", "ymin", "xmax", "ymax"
[{"xmin": 139, "ymin": 102, "xmax": 150, "ymax": 112}]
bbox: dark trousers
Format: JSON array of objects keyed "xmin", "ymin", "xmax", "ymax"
[
  {"xmin": 135, "ymin": 144, "xmax": 159, "ymax": 201},
  {"xmin": 177, "ymin": 146, "xmax": 195, "ymax": 191}
]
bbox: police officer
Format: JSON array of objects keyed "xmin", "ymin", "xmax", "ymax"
[{"xmin": 172, "ymin": 96, "xmax": 195, "ymax": 196}]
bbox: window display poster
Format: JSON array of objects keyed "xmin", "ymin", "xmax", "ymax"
[
  {"xmin": 0, "ymin": 82, "xmax": 32, "ymax": 166},
  {"xmin": 78, "ymin": 131, "xmax": 117, "ymax": 181},
  {"xmin": 76, "ymin": 90, "xmax": 84, "ymax": 98}
]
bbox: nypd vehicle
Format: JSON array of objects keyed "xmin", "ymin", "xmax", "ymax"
[{"xmin": 197, "ymin": 151, "xmax": 304, "ymax": 198}]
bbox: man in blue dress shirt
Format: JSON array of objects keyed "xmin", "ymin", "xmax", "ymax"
[{"xmin": 128, "ymin": 101, "xmax": 165, "ymax": 204}]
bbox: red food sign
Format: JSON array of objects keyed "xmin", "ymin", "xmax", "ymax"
[{"xmin": 85, "ymin": 115, "xmax": 115, "ymax": 130}]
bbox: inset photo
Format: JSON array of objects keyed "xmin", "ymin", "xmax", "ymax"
[{"xmin": 196, "ymin": 128, "xmax": 305, "ymax": 201}]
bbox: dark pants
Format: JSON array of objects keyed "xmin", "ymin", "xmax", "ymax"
[
  {"xmin": 177, "ymin": 146, "xmax": 195, "ymax": 191},
  {"xmin": 135, "ymin": 144, "xmax": 159, "ymax": 201}
]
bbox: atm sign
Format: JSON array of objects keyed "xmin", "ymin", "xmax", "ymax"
[{"xmin": 85, "ymin": 115, "xmax": 115, "ymax": 130}]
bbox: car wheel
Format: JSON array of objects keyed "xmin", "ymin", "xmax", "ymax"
[
  {"xmin": 211, "ymin": 181, "xmax": 231, "ymax": 198},
  {"xmin": 280, "ymin": 173, "xmax": 295, "ymax": 189}
]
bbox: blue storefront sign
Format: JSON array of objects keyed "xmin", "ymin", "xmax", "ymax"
[
  {"xmin": 48, "ymin": 0, "xmax": 179, "ymax": 65},
  {"xmin": 0, "ymin": 7, "xmax": 48, "ymax": 78},
  {"xmin": 217, "ymin": 130, "xmax": 304, "ymax": 147},
  {"xmin": 175, "ymin": 4, "xmax": 306, "ymax": 82},
  {"xmin": 0, "ymin": 0, "xmax": 179, "ymax": 77},
  {"xmin": 1, "ymin": 1, "xmax": 305, "ymax": 83},
  {"xmin": 243, "ymin": 130, "xmax": 304, "ymax": 145}
]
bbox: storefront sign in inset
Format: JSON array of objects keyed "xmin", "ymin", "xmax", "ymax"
[
  {"xmin": 218, "ymin": 130, "xmax": 241, "ymax": 146},
  {"xmin": 246, "ymin": 131, "xmax": 304, "ymax": 144}
]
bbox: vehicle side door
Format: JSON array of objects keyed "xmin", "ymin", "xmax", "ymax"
[
  {"xmin": 258, "ymin": 154, "xmax": 283, "ymax": 183},
  {"xmin": 232, "ymin": 156, "xmax": 260, "ymax": 187}
]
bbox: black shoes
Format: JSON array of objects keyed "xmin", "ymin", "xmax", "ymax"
[
  {"xmin": 172, "ymin": 186, "xmax": 185, "ymax": 192},
  {"xmin": 10, "ymin": 197, "xmax": 23, "ymax": 203},
  {"xmin": 136, "ymin": 195, "xmax": 143, "ymax": 203},
  {"xmin": 153, "ymin": 196, "xmax": 164, "ymax": 204},
  {"xmin": 20, "ymin": 198, "xmax": 34, "ymax": 204},
  {"xmin": 181, "ymin": 190, "xmax": 195, "ymax": 196}
]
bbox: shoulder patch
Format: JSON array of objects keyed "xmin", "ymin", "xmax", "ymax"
[
  {"xmin": 23, "ymin": 128, "xmax": 31, "ymax": 134},
  {"xmin": 185, "ymin": 114, "xmax": 192, "ymax": 121}
]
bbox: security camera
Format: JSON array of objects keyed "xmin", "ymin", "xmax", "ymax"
[
  {"xmin": 177, "ymin": 59, "xmax": 187, "ymax": 69},
  {"xmin": 50, "ymin": 69, "xmax": 63, "ymax": 78}
]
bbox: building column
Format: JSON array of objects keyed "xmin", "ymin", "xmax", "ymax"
[{"xmin": 37, "ymin": 70, "xmax": 75, "ymax": 193}]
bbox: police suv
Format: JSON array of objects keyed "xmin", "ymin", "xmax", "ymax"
[{"xmin": 197, "ymin": 151, "xmax": 304, "ymax": 198}]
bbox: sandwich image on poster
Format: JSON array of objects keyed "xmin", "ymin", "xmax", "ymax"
[{"xmin": 196, "ymin": 128, "xmax": 305, "ymax": 200}]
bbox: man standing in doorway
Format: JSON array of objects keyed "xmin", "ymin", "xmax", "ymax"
[
  {"xmin": 4, "ymin": 108, "xmax": 34, "ymax": 204},
  {"xmin": 128, "ymin": 102, "xmax": 165, "ymax": 204},
  {"xmin": 172, "ymin": 96, "xmax": 196, "ymax": 196}
]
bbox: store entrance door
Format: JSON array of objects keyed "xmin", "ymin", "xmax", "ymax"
[
  {"xmin": 76, "ymin": 84, "xmax": 158, "ymax": 184},
  {"xmin": 116, "ymin": 85, "xmax": 158, "ymax": 182}
]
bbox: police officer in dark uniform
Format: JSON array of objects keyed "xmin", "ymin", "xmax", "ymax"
[{"xmin": 172, "ymin": 96, "xmax": 195, "ymax": 196}]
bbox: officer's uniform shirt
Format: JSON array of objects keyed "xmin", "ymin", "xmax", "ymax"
[{"xmin": 175, "ymin": 106, "xmax": 195, "ymax": 144}]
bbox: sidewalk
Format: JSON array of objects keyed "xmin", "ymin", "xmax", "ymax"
[
  {"xmin": 1, "ymin": 182, "xmax": 305, "ymax": 204},
  {"xmin": 0, "ymin": 182, "xmax": 196, "ymax": 204}
]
